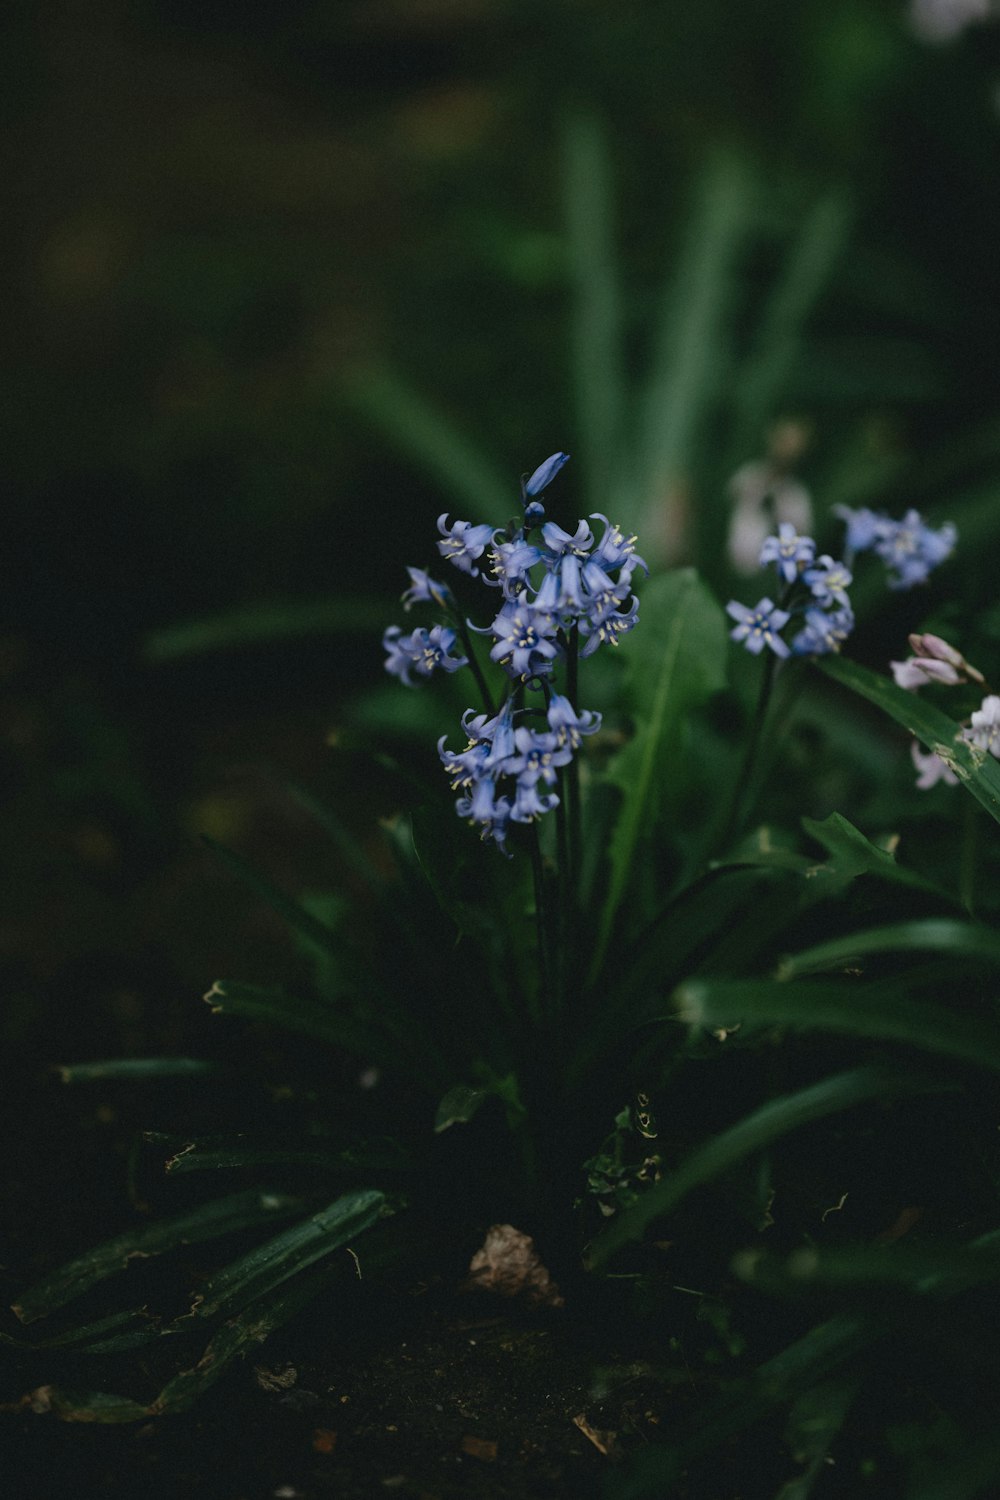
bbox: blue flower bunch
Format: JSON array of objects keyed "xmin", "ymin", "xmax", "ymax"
[
  {"xmin": 383, "ymin": 452, "xmax": 645, "ymax": 853},
  {"xmin": 834, "ymin": 505, "xmax": 956, "ymax": 589},
  {"xmin": 726, "ymin": 522, "xmax": 855, "ymax": 660}
]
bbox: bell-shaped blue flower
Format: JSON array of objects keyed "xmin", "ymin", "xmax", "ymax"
[{"xmin": 523, "ymin": 452, "xmax": 570, "ymax": 497}]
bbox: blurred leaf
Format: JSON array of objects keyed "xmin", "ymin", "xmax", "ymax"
[
  {"xmin": 202, "ymin": 836, "xmax": 345, "ymax": 960},
  {"xmin": 145, "ymin": 597, "xmax": 387, "ymax": 661},
  {"xmin": 56, "ymin": 1058, "xmax": 216, "ymax": 1083},
  {"xmin": 779, "ymin": 918, "xmax": 1000, "ymax": 979},
  {"xmin": 12, "ymin": 1190, "xmax": 301, "ymax": 1324},
  {"xmin": 736, "ymin": 1241, "xmax": 1000, "ymax": 1298},
  {"xmin": 732, "ymin": 190, "xmax": 852, "ymax": 462},
  {"xmin": 592, "ymin": 570, "xmax": 727, "ymax": 979},
  {"xmin": 632, "ymin": 152, "xmax": 754, "ymax": 543},
  {"xmin": 801, "ymin": 811, "xmax": 948, "ymax": 898},
  {"xmin": 561, "ymin": 109, "xmax": 626, "ymax": 510},
  {"xmin": 189, "ymin": 1188, "xmax": 387, "ymax": 1320},
  {"xmin": 775, "ymin": 1378, "xmax": 857, "ymax": 1500},
  {"xmin": 203, "ymin": 980, "xmax": 405, "ymax": 1066},
  {"xmin": 609, "ymin": 1315, "xmax": 873, "ymax": 1498},
  {"xmin": 587, "ymin": 1065, "xmax": 934, "ymax": 1267},
  {"xmin": 677, "ymin": 977, "xmax": 1000, "ymax": 1073},
  {"xmin": 434, "ymin": 1084, "xmax": 489, "ymax": 1133},
  {"xmin": 339, "ymin": 365, "xmax": 511, "ymax": 524},
  {"xmin": 24, "ymin": 1256, "xmax": 356, "ymax": 1423},
  {"xmin": 817, "ymin": 657, "xmax": 1000, "ymax": 827}
]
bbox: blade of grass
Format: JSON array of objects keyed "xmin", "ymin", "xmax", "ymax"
[
  {"xmin": 560, "ymin": 109, "xmax": 626, "ymax": 511},
  {"xmin": 587, "ymin": 1065, "xmax": 943, "ymax": 1267},
  {"xmin": 12, "ymin": 1190, "xmax": 301, "ymax": 1324},
  {"xmin": 677, "ymin": 977, "xmax": 1000, "ymax": 1073},
  {"xmin": 779, "ymin": 918, "xmax": 1000, "ymax": 979},
  {"xmin": 189, "ymin": 1189, "xmax": 387, "ymax": 1320},
  {"xmin": 144, "ymin": 597, "xmax": 387, "ymax": 663},
  {"xmin": 339, "ymin": 365, "xmax": 511, "ymax": 523}
]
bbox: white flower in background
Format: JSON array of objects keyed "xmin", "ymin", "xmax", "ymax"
[{"xmin": 909, "ymin": 0, "xmax": 995, "ymax": 44}]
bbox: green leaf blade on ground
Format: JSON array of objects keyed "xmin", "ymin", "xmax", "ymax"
[
  {"xmin": 190, "ymin": 1188, "xmax": 387, "ymax": 1321},
  {"xmin": 12, "ymin": 1189, "xmax": 302, "ymax": 1324},
  {"xmin": 587, "ymin": 1065, "xmax": 943, "ymax": 1268}
]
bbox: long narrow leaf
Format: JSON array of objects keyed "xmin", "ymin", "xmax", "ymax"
[
  {"xmin": 12, "ymin": 1190, "xmax": 301, "ymax": 1324},
  {"xmin": 339, "ymin": 365, "xmax": 511, "ymax": 523},
  {"xmin": 678, "ymin": 977, "xmax": 1000, "ymax": 1073},
  {"xmin": 779, "ymin": 918, "xmax": 1000, "ymax": 979},
  {"xmin": 591, "ymin": 570, "xmax": 727, "ymax": 982},
  {"xmin": 588, "ymin": 1065, "xmax": 937, "ymax": 1267},
  {"xmin": 144, "ymin": 597, "xmax": 386, "ymax": 662},
  {"xmin": 190, "ymin": 1189, "xmax": 387, "ymax": 1320},
  {"xmin": 561, "ymin": 109, "xmax": 626, "ymax": 510}
]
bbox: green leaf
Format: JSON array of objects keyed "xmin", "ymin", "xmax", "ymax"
[
  {"xmin": 587, "ymin": 1066, "xmax": 942, "ymax": 1267},
  {"xmin": 12, "ymin": 1189, "xmax": 301, "ymax": 1324},
  {"xmin": 592, "ymin": 569, "xmax": 727, "ymax": 980},
  {"xmin": 339, "ymin": 364, "xmax": 511, "ymax": 524},
  {"xmin": 560, "ymin": 109, "xmax": 626, "ymax": 511},
  {"xmin": 677, "ymin": 976, "xmax": 1000, "ymax": 1073},
  {"xmin": 189, "ymin": 1189, "xmax": 387, "ymax": 1320},
  {"xmin": 203, "ymin": 980, "xmax": 401, "ymax": 1063},
  {"xmin": 800, "ymin": 811, "xmax": 945, "ymax": 897},
  {"xmin": 56, "ymin": 1058, "xmax": 216, "ymax": 1083},
  {"xmin": 736, "ymin": 1241, "xmax": 1000, "ymax": 1298},
  {"xmin": 434, "ymin": 1085, "xmax": 489, "ymax": 1133},
  {"xmin": 201, "ymin": 836, "xmax": 344, "ymax": 960},
  {"xmin": 817, "ymin": 656, "xmax": 1000, "ymax": 827},
  {"xmin": 779, "ymin": 918, "xmax": 1000, "ymax": 980},
  {"xmin": 144, "ymin": 596, "xmax": 387, "ymax": 662}
]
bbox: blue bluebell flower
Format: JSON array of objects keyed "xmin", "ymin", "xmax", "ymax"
[
  {"xmin": 505, "ymin": 726, "xmax": 573, "ymax": 788},
  {"xmin": 803, "ymin": 555, "xmax": 853, "ymax": 609},
  {"xmin": 546, "ymin": 694, "xmax": 602, "ymax": 748},
  {"xmin": 509, "ymin": 779, "xmax": 560, "ymax": 824},
  {"xmin": 834, "ymin": 505, "xmax": 886, "ymax": 555},
  {"xmin": 873, "ymin": 510, "xmax": 957, "ymax": 590},
  {"xmin": 487, "ymin": 535, "xmax": 544, "ymax": 600},
  {"xmin": 590, "ymin": 515, "xmax": 648, "ymax": 576},
  {"xmin": 455, "ymin": 778, "xmax": 515, "ymax": 856},
  {"xmin": 579, "ymin": 592, "xmax": 641, "ymax": 658},
  {"xmin": 401, "ymin": 566, "xmax": 451, "ymax": 611},
  {"xmin": 383, "ymin": 623, "xmax": 468, "ymax": 686},
  {"xmin": 726, "ymin": 598, "xmax": 792, "ymax": 658},
  {"xmin": 759, "ymin": 523, "xmax": 816, "ymax": 582},
  {"xmin": 523, "ymin": 452, "xmax": 570, "ymax": 497},
  {"xmin": 436, "ymin": 515, "xmax": 497, "ymax": 576},
  {"xmin": 487, "ymin": 594, "xmax": 562, "ymax": 681},
  {"xmin": 791, "ymin": 606, "xmax": 854, "ymax": 657}
]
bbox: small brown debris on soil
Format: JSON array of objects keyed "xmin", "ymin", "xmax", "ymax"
[
  {"xmin": 464, "ymin": 1223, "xmax": 564, "ymax": 1307},
  {"xmin": 460, "ymin": 1435, "xmax": 498, "ymax": 1461},
  {"xmin": 572, "ymin": 1413, "xmax": 618, "ymax": 1459},
  {"xmin": 255, "ymin": 1364, "xmax": 298, "ymax": 1392},
  {"xmin": 312, "ymin": 1427, "xmax": 338, "ymax": 1454}
]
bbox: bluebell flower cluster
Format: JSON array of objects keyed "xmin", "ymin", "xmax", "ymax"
[
  {"xmin": 834, "ymin": 505, "xmax": 956, "ymax": 589},
  {"xmin": 726, "ymin": 522, "xmax": 855, "ymax": 661},
  {"xmin": 383, "ymin": 452, "xmax": 636, "ymax": 852},
  {"xmin": 438, "ymin": 694, "xmax": 601, "ymax": 854}
]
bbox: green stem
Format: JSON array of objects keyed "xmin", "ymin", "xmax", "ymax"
[{"xmin": 451, "ymin": 609, "xmax": 496, "ymax": 717}]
